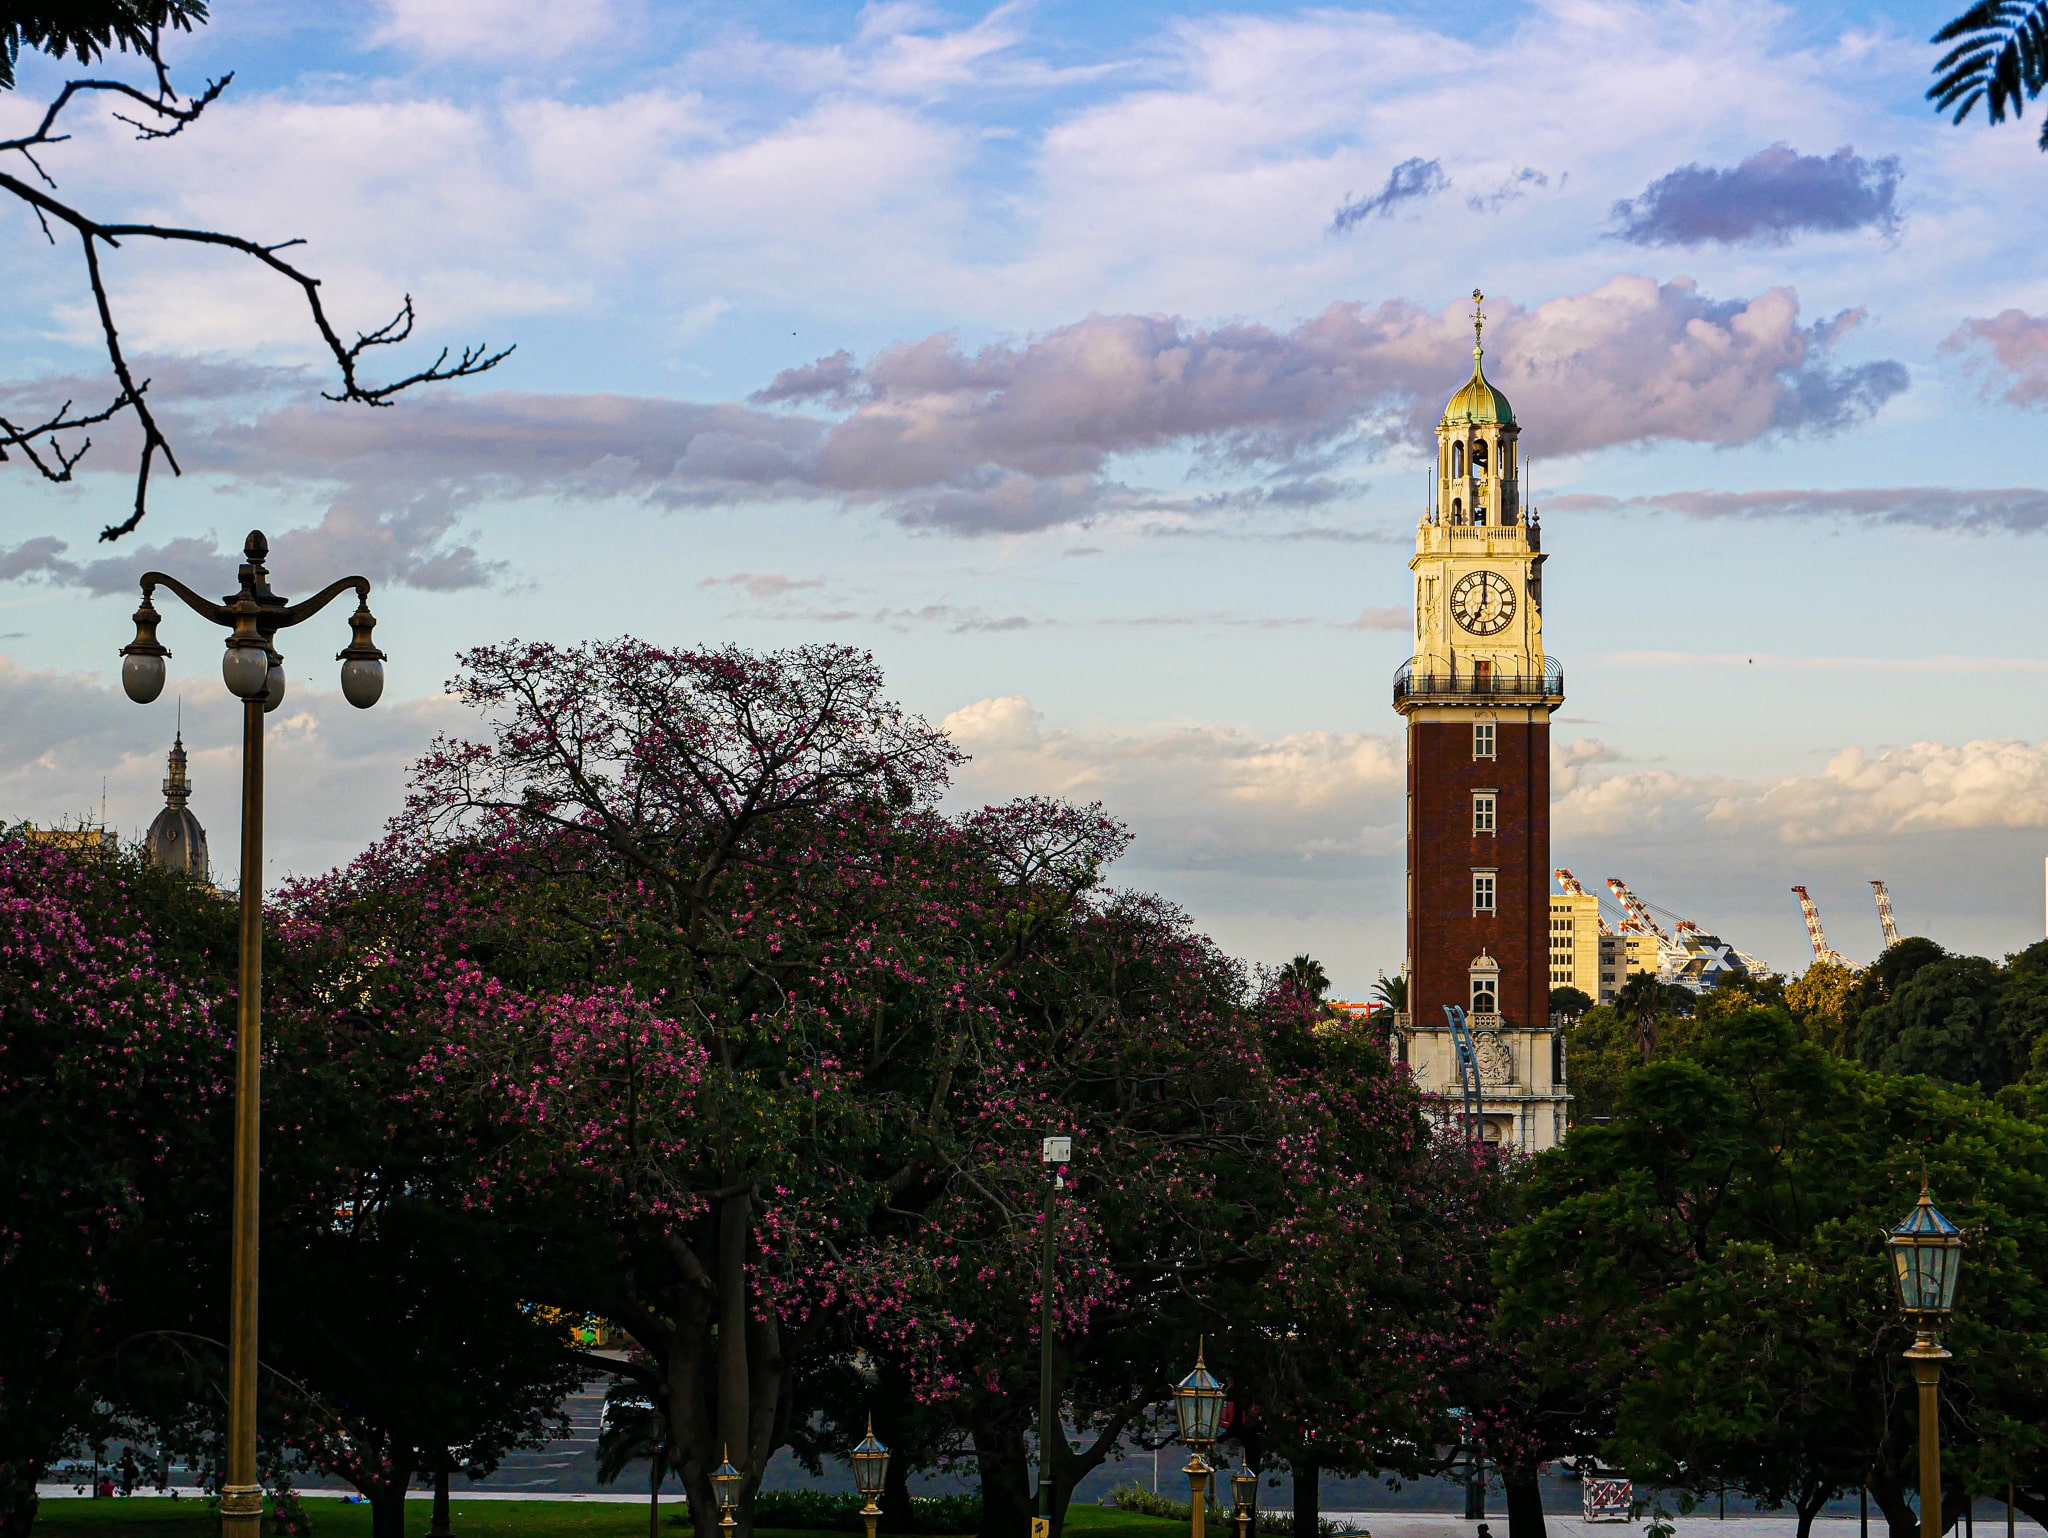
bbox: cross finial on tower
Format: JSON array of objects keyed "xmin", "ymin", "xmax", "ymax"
[{"xmin": 1472, "ymin": 287, "xmax": 1485, "ymax": 361}]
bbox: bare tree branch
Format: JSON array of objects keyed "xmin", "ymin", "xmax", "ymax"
[{"xmin": 1, "ymin": 30, "xmax": 513, "ymax": 540}]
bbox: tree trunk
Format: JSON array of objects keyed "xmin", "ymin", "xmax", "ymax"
[
  {"xmin": 881, "ymin": 1442, "xmax": 914, "ymax": 1536},
  {"xmin": 1502, "ymin": 1458, "xmax": 1545, "ymax": 1538},
  {"xmin": 369, "ymin": 1470, "xmax": 416, "ymax": 1538},
  {"xmin": 971, "ymin": 1408, "xmax": 1033, "ymax": 1538},
  {"xmin": 429, "ymin": 1468, "xmax": 453, "ymax": 1538},
  {"xmin": 1292, "ymin": 1460, "xmax": 1318, "ymax": 1538},
  {"xmin": 1794, "ymin": 1482, "xmax": 1836, "ymax": 1538},
  {"xmin": 1870, "ymin": 1471, "xmax": 1920, "ymax": 1538},
  {"xmin": 651, "ymin": 1449, "xmax": 665, "ymax": 1538},
  {"xmin": 0, "ymin": 1460, "xmax": 41, "ymax": 1538}
]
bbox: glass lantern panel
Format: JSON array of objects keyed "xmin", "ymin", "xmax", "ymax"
[{"xmin": 1934, "ymin": 1243, "xmax": 1960, "ymax": 1309}]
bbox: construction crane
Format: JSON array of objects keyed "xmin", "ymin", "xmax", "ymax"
[
  {"xmin": 1871, "ymin": 881, "xmax": 1901, "ymax": 949},
  {"xmin": 1606, "ymin": 878, "xmax": 1671, "ymax": 942},
  {"xmin": 1791, "ymin": 886, "xmax": 1855, "ymax": 969},
  {"xmin": 1554, "ymin": 868, "xmax": 1614, "ymax": 934}
]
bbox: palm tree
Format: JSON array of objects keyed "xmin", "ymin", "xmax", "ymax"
[
  {"xmin": 1280, "ymin": 954, "xmax": 1330, "ymax": 1002},
  {"xmin": 1931, "ymin": 2, "xmax": 2048, "ymax": 148},
  {"xmin": 1371, "ymin": 972, "xmax": 1407, "ymax": 1012}
]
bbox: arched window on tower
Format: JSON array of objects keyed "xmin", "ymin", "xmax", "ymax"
[
  {"xmin": 1451, "ymin": 442, "xmax": 1464, "ymax": 478},
  {"xmin": 1472, "ymin": 440, "xmax": 1489, "ymax": 473},
  {"xmin": 1473, "ymin": 500, "xmax": 1487, "ymax": 527},
  {"xmin": 1451, "ymin": 497, "xmax": 1463, "ymax": 523}
]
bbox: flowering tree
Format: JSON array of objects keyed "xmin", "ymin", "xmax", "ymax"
[
  {"xmin": 252, "ymin": 900, "xmax": 595, "ymax": 1538},
  {"xmin": 0, "ymin": 836, "xmax": 234, "ymax": 1538},
  {"xmin": 395, "ymin": 641, "xmax": 1128, "ymax": 1538},
  {"xmin": 1227, "ymin": 994, "xmax": 1502, "ymax": 1533}
]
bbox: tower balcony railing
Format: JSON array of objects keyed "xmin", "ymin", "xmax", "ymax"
[{"xmin": 1393, "ymin": 656, "xmax": 1564, "ymax": 706}]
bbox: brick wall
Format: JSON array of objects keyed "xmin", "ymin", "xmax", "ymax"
[{"xmin": 1406, "ymin": 714, "xmax": 1550, "ymax": 1029}]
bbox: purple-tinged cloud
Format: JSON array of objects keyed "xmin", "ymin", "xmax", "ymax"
[
  {"xmin": 699, "ymin": 572, "xmax": 826, "ymax": 599},
  {"xmin": 1943, "ymin": 310, "xmax": 2048, "ymax": 408},
  {"xmin": 1611, "ymin": 144, "xmax": 1902, "ymax": 247},
  {"xmin": 1331, "ymin": 157, "xmax": 1448, "ymax": 231},
  {"xmin": 1551, "ymin": 486, "xmax": 2048, "ymax": 534},
  {"xmin": 0, "ymin": 279, "xmax": 1907, "ymax": 547}
]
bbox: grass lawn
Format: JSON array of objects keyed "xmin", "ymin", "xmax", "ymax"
[{"xmin": 33, "ymin": 1497, "xmax": 1183, "ymax": 1538}]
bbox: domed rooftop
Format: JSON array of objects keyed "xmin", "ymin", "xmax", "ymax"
[
  {"xmin": 1440, "ymin": 287, "xmax": 1516, "ymax": 428},
  {"xmin": 145, "ymin": 730, "xmax": 209, "ymax": 883}
]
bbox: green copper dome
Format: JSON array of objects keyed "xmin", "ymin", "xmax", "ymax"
[{"xmin": 1441, "ymin": 358, "xmax": 1515, "ymax": 427}]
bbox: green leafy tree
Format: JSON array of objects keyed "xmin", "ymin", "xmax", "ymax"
[
  {"xmin": 1371, "ymin": 973, "xmax": 1407, "ymax": 1011},
  {"xmin": 1549, "ymin": 986, "xmax": 1593, "ymax": 1018},
  {"xmin": 1930, "ymin": 2, "xmax": 2048, "ymax": 149},
  {"xmin": 1501, "ymin": 1007, "xmax": 2048, "ymax": 1538},
  {"xmin": 1853, "ymin": 939, "xmax": 1949, "ymax": 1018},
  {"xmin": 1786, "ymin": 961, "xmax": 1858, "ymax": 1054}
]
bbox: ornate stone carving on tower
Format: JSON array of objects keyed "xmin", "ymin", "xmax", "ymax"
[
  {"xmin": 1391, "ymin": 291, "xmax": 1570, "ymax": 1150},
  {"xmin": 145, "ymin": 729, "xmax": 210, "ymax": 883}
]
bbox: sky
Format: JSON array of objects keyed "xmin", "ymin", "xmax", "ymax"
[{"xmin": 4, "ymin": 0, "xmax": 2048, "ymax": 992}]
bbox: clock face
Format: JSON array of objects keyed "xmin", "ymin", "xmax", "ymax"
[{"xmin": 1450, "ymin": 570, "xmax": 1516, "ymax": 635}]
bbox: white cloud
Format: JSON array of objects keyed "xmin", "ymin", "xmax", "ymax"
[
  {"xmin": 369, "ymin": 0, "xmax": 620, "ymax": 61},
  {"xmin": 942, "ymin": 694, "xmax": 1403, "ymax": 871}
]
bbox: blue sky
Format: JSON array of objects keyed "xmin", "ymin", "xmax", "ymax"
[{"xmin": 4, "ymin": 0, "xmax": 2047, "ymax": 990}]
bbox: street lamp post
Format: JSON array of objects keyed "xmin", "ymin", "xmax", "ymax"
[
  {"xmin": 1174, "ymin": 1345, "xmax": 1225, "ymax": 1538},
  {"xmin": 852, "ymin": 1419, "xmax": 890, "ymax": 1538},
  {"xmin": 1038, "ymin": 1135, "xmax": 1072, "ymax": 1537},
  {"xmin": 1231, "ymin": 1464, "xmax": 1256, "ymax": 1538},
  {"xmin": 118, "ymin": 530, "xmax": 384, "ymax": 1538},
  {"xmin": 712, "ymin": 1449, "xmax": 743, "ymax": 1534},
  {"xmin": 1887, "ymin": 1183, "xmax": 1964, "ymax": 1538}
]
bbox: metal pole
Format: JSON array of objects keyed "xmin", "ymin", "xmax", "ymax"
[
  {"xmin": 1187, "ymin": 1455, "xmax": 1210, "ymax": 1538},
  {"xmin": 1037, "ymin": 1170, "xmax": 1060, "ymax": 1528},
  {"xmin": 1909, "ymin": 1339, "xmax": 1948, "ymax": 1538},
  {"xmin": 221, "ymin": 697, "xmax": 265, "ymax": 1538}
]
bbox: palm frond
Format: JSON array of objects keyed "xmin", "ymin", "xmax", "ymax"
[{"xmin": 1929, "ymin": 0, "xmax": 2048, "ymax": 137}]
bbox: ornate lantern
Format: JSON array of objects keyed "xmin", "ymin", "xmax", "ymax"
[
  {"xmin": 852, "ymin": 1418, "xmax": 890, "ymax": 1533},
  {"xmin": 1888, "ymin": 1184, "xmax": 1963, "ymax": 1330},
  {"xmin": 1173, "ymin": 1344, "xmax": 1225, "ymax": 1450},
  {"xmin": 712, "ymin": 1448, "xmax": 743, "ymax": 1532}
]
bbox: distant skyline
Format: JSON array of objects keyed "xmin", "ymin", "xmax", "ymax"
[{"xmin": 4, "ymin": 0, "xmax": 2047, "ymax": 989}]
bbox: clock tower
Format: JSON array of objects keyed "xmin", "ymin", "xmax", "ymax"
[{"xmin": 1393, "ymin": 291, "xmax": 1569, "ymax": 1150}]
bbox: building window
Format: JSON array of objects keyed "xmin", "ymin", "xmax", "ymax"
[
  {"xmin": 1473, "ymin": 871, "xmax": 1496, "ymax": 913},
  {"xmin": 1472, "ymin": 793, "xmax": 1496, "ymax": 834},
  {"xmin": 1452, "ymin": 442, "xmax": 1464, "ymax": 477},
  {"xmin": 1473, "ymin": 720, "xmax": 1495, "ymax": 759},
  {"xmin": 1471, "ymin": 976, "xmax": 1498, "ymax": 1014}
]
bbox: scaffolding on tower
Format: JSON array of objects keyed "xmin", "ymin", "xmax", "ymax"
[
  {"xmin": 1791, "ymin": 887, "xmax": 1857, "ymax": 971},
  {"xmin": 1871, "ymin": 881, "xmax": 1901, "ymax": 950}
]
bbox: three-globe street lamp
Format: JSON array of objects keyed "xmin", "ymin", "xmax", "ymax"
[
  {"xmin": 1174, "ymin": 1345, "xmax": 1225, "ymax": 1538},
  {"xmin": 117, "ymin": 530, "xmax": 384, "ymax": 1538},
  {"xmin": 852, "ymin": 1420, "xmax": 891, "ymax": 1538},
  {"xmin": 1887, "ymin": 1183, "xmax": 1964, "ymax": 1538},
  {"xmin": 712, "ymin": 1449, "xmax": 743, "ymax": 1533},
  {"xmin": 1231, "ymin": 1464, "xmax": 1257, "ymax": 1538}
]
